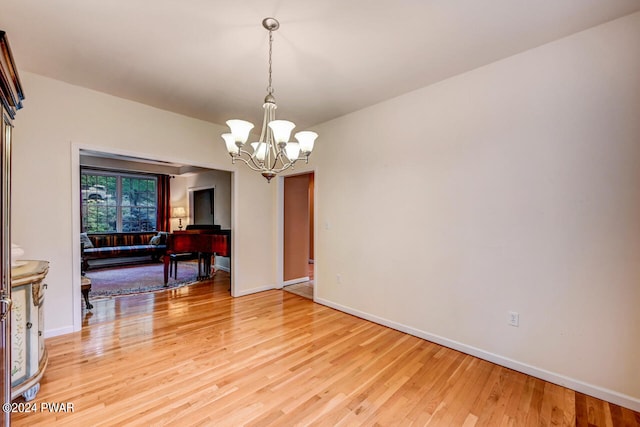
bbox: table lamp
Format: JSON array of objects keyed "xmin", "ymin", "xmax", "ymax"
[{"xmin": 172, "ymin": 207, "xmax": 187, "ymax": 230}]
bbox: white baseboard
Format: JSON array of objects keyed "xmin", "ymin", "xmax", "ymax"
[
  {"xmin": 233, "ymin": 284, "xmax": 277, "ymax": 297},
  {"xmin": 214, "ymin": 264, "xmax": 230, "ymax": 273},
  {"xmin": 44, "ymin": 325, "xmax": 75, "ymax": 338},
  {"xmin": 314, "ymin": 297, "xmax": 640, "ymax": 412},
  {"xmin": 283, "ymin": 277, "xmax": 310, "ymax": 287}
]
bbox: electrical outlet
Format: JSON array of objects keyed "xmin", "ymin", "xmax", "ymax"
[
  {"xmin": 336, "ymin": 274, "xmax": 342, "ymax": 284},
  {"xmin": 508, "ymin": 311, "xmax": 519, "ymax": 327}
]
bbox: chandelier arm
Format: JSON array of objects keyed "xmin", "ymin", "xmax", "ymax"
[
  {"xmin": 259, "ymin": 105, "xmax": 269, "ymax": 144},
  {"xmin": 268, "ymin": 145, "xmax": 284, "ymax": 171},
  {"xmin": 236, "ymin": 147, "xmax": 266, "ymax": 169},
  {"xmin": 232, "ymin": 154, "xmax": 266, "ymax": 172},
  {"xmin": 269, "ymin": 150, "xmax": 298, "ymax": 173},
  {"xmin": 245, "ymin": 152, "xmax": 268, "ymax": 171},
  {"xmin": 270, "ymin": 160, "xmax": 297, "ymax": 174},
  {"xmin": 265, "ymin": 109, "xmax": 275, "ymax": 170}
]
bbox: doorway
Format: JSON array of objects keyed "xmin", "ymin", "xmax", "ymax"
[
  {"xmin": 282, "ymin": 172, "xmax": 315, "ymax": 299},
  {"xmin": 193, "ymin": 188, "xmax": 214, "ymax": 225},
  {"xmin": 75, "ymin": 149, "xmax": 233, "ymax": 330}
]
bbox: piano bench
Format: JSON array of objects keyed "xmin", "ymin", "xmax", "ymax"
[{"xmin": 169, "ymin": 253, "xmax": 197, "ymax": 279}]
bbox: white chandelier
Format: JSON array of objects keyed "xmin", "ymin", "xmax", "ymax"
[{"xmin": 221, "ymin": 17, "xmax": 317, "ymax": 183}]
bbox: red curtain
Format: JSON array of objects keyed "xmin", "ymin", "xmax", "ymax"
[{"xmin": 157, "ymin": 174, "xmax": 171, "ymax": 231}]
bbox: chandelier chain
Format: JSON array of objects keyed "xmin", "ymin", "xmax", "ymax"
[{"xmin": 267, "ymin": 30, "xmax": 274, "ymax": 95}]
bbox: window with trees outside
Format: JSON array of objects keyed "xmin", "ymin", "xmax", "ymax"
[{"xmin": 81, "ymin": 169, "xmax": 158, "ymax": 233}]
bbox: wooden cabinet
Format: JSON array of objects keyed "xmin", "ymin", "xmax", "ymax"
[
  {"xmin": 10, "ymin": 261, "xmax": 48, "ymax": 401},
  {"xmin": 1, "ymin": 30, "xmax": 26, "ymax": 425}
]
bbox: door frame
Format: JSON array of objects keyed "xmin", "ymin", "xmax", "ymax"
[{"xmin": 71, "ymin": 144, "xmax": 236, "ymax": 331}]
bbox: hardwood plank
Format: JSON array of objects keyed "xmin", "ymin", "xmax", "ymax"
[
  {"xmin": 497, "ymin": 369, "xmax": 527, "ymax": 426},
  {"xmin": 576, "ymin": 392, "xmax": 591, "ymax": 427},
  {"xmin": 449, "ymin": 358, "xmax": 497, "ymax": 425},
  {"xmin": 10, "ymin": 272, "xmax": 640, "ymax": 426}
]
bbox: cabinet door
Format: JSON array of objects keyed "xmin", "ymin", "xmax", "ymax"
[{"xmin": 10, "ymin": 286, "xmax": 27, "ymax": 386}]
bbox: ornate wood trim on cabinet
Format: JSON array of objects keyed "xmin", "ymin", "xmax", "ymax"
[
  {"xmin": 10, "ymin": 261, "xmax": 49, "ymax": 401},
  {"xmin": 0, "ymin": 31, "xmax": 24, "ymax": 119}
]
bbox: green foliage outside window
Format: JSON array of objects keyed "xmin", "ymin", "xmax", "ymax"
[{"xmin": 81, "ymin": 170, "xmax": 157, "ymax": 233}]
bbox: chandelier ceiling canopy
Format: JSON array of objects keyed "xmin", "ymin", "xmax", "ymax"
[{"xmin": 221, "ymin": 17, "xmax": 317, "ymax": 183}]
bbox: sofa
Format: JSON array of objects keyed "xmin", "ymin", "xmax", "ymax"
[{"xmin": 81, "ymin": 231, "xmax": 168, "ymax": 271}]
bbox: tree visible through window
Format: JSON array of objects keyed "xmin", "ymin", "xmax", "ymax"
[{"xmin": 81, "ymin": 169, "xmax": 158, "ymax": 232}]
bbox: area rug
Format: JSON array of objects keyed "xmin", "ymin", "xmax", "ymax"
[{"xmin": 85, "ymin": 261, "xmax": 201, "ymax": 297}]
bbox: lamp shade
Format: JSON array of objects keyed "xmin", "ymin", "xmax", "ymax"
[
  {"xmin": 295, "ymin": 131, "xmax": 318, "ymax": 154},
  {"xmin": 268, "ymin": 120, "xmax": 295, "ymax": 144},
  {"xmin": 172, "ymin": 207, "xmax": 187, "ymax": 218},
  {"xmin": 222, "ymin": 133, "xmax": 239, "ymax": 154},
  {"xmin": 250, "ymin": 142, "xmax": 268, "ymax": 161},
  {"xmin": 284, "ymin": 142, "xmax": 301, "ymax": 161},
  {"xmin": 226, "ymin": 119, "xmax": 254, "ymax": 144}
]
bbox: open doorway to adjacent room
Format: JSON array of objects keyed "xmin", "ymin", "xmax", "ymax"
[
  {"xmin": 282, "ymin": 172, "xmax": 315, "ymax": 300},
  {"xmin": 192, "ymin": 188, "xmax": 215, "ymax": 225},
  {"xmin": 77, "ymin": 148, "xmax": 232, "ymax": 324}
]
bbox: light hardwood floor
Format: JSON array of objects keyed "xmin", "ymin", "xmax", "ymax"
[{"xmin": 12, "ymin": 271, "xmax": 640, "ymax": 426}]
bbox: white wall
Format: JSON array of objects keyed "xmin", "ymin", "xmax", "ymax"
[
  {"xmin": 11, "ymin": 72, "xmax": 276, "ymax": 334},
  {"xmin": 170, "ymin": 175, "xmax": 189, "ymax": 232},
  {"xmin": 313, "ymin": 12, "xmax": 640, "ymax": 408}
]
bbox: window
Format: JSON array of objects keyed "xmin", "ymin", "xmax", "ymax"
[{"xmin": 81, "ymin": 169, "xmax": 158, "ymax": 232}]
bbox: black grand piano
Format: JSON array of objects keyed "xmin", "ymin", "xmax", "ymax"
[{"xmin": 163, "ymin": 225, "xmax": 230, "ymax": 285}]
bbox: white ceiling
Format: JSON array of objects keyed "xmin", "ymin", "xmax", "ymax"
[{"xmin": 1, "ymin": 1, "xmax": 639, "ymax": 130}]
